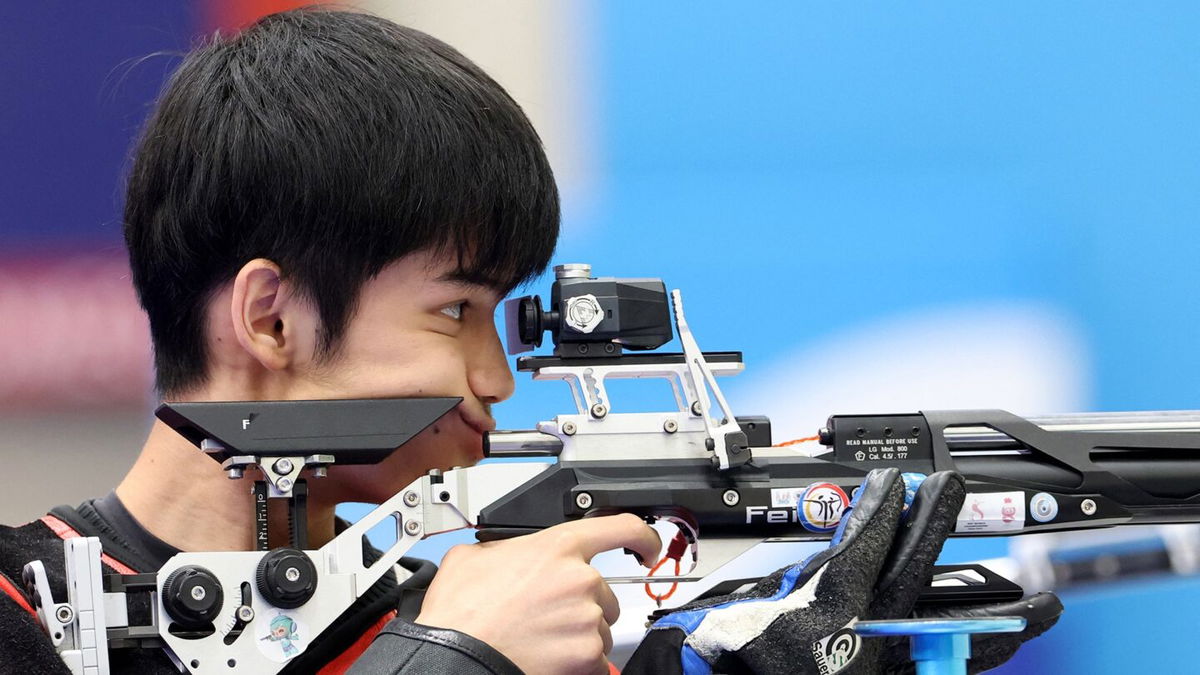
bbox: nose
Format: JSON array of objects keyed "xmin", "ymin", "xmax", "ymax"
[{"xmin": 467, "ymin": 325, "xmax": 515, "ymax": 405}]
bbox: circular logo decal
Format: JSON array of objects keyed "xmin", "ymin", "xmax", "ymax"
[
  {"xmin": 823, "ymin": 628, "xmax": 861, "ymax": 670},
  {"xmin": 798, "ymin": 482, "xmax": 850, "ymax": 533}
]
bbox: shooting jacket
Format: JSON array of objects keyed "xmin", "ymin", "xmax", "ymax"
[{"xmin": 0, "ymin": 497, "xmax": 521, "ymax": 674}]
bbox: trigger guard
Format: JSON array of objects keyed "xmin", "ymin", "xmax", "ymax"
[{"xmin": 583, "ymin": 506, "xmax": 700, "ymax": 572}]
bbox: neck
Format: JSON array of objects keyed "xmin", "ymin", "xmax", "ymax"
[{"xmin": 116, "ymin": 420, "xmax": 338, "ymax": 552}]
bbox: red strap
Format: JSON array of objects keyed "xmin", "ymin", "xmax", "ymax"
[
  {"xmin": 316, "ymin": 609, "xmax": 399, "ymax": 674},
  {"xmin": 0, "ymin": 572, "xmax": 36, "ymax": 619},
  {"xmin": 39, "ymin": 515, "xmax": 139, "ymax": 575}
]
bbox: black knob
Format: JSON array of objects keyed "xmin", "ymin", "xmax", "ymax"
[
  {"xmin": 256, "ymin": 548, "xmax": 318, "ymax": 609},
  {"xmin": 516, "ymin": 296, "xmax": 545, "ymax": 348},
  {"xmin": 162, "ymin": 566, "xmax": 223, "ymax": 627}
]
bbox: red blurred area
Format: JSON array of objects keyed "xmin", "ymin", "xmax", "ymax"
[
  {"xmin": 201, "ymin": 0, "xmax": 314, "ymax": 32},
  {"xmin": 0, "ymin": 254, "xmax": 152, "ymax": 409}
]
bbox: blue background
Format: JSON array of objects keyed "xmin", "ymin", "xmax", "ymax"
[{"xmin": 5, "ymin": 2, "xmax": 1200, "ymax": 671}]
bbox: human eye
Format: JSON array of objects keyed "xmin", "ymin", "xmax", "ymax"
[{"xmin": 440, "ymin": 301, "xmax": 465, "ymax": 321}]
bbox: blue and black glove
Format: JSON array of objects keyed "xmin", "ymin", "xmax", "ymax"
[{"xmin": 623, "ymin": 468, "xmax": 1062, "ymax": 675}]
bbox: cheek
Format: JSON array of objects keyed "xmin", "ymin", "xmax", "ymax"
[{"xmin": 327, "ymin": 339, "xmax": 472, "ymax": 398}]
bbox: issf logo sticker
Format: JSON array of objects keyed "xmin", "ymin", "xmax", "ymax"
[{"xmin": 798, "ymin": 482, "xmax": 850, "ymax": 533}]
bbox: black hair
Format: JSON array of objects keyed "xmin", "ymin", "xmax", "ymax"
[{"xmin": 124, "ymin": 8, "xmax": 559, "ymax": 395}]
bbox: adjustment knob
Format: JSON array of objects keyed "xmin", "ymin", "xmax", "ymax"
[
  {"xmin": 256, "ymin": 548, "xmax": 318, "ymax": 609},
  {"xmin": 162, "ymin": 566, "xmax": 223, "ymax": 627}
]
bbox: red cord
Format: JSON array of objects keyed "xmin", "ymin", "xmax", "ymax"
[
  {"xmin": 644, "ymin": 532, "xmax": 689, "ymax": 606},
  {"xmin": 775, "ymin": 435, "xmax": 820, "ymax": 447}
]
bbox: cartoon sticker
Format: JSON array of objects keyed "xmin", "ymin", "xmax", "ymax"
[
  {"xmin": 257, "ymin": 612, "xmax": 306, "ymax": 662},
  {"xmin": 955, "ymin": 491, "xmax": 1025, "ymax": 533},
  {"xmin": 797, "ymin": 482, "xmax": 850, "ymax": 533}
]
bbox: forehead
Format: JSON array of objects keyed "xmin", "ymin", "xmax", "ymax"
[{"xmin": 372, "ymin": 250, "xmax": 504, "ymax": 299}]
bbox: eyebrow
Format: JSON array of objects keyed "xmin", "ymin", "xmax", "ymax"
[{"xmin": 436, "ymin": 270, "xmax": 507, "ymax": 293}]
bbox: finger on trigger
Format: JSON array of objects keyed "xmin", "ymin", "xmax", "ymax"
[{"xmin": 564, "ymin": 513, "xmax": 662, "ymax": 566}]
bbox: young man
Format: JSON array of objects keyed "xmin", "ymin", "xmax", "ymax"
[
  {"xmin": 0, "ymin": 9, "xmax": 658, "ymax": 674},
  {"xmin": 0, "ymin": 8, "xmax": 1057, "ymax": 675}
]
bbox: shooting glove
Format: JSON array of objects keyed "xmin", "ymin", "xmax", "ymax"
[{"xmin": 623, "ymin": 468, "xmax": 1062, "ymax": 675}]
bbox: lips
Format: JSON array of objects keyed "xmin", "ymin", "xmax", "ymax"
[{"xmin": 457, "ymin": 404, "xmax": 496, "ymax": 437}]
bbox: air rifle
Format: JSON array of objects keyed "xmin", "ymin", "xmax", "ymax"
[{"xmin": 25, "ymin": 263, "xmax": 1200, "ymax": 674}]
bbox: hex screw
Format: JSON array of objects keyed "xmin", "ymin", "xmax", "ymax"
[
  {"xmin": 722, "ymin": 489, "xmax": 740, "ymax": 507},
  {"xmin": 575, "ymin": 492, "xmax": 593, "ymax": 509},
  {"xmin": 403, "ymin": 490, "xmax": 421, "ymax": 507},
  {"xmin": 273, "ymin": 458, "xmax": 294, "ymax": 475},
  {"xmin": 237, "ymin": 606, "xmax": 255, "ymax": 623},
  {"xmin": 691, "ymin": 401, "xmax": 704, "ymax": 416},
  {"xmin": 277, "ymin": 477, "xmax": 293, "ymax": 492},
  {"xmin": 590, "ymin": 403, "xmax": 608, "ymax": 419},
  {"xmin": 1081, "ymin": 499, "xmax": 1098, "ymax": 516},
  {"xmin": 404, "ymin": 520, "xmax": 422, "ymax": 536},
  {"xmin": 190, "ymin": 586, "xmax": 207, "ymax": 601},
  {"xmin": 562, "ymin": 421, "xmax": 577, "ymax": 435},
  {"xmin": 55, "ymin": 606, "xmax": 74, "ymax": 624},
  {"xmin": 663, "ymin": 419, "xmax": 679, "ymax": 433}
]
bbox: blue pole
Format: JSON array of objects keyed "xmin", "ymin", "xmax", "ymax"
[{"xmin": 911, "ymin": 632, "xmax": 970, "ymax": 675}]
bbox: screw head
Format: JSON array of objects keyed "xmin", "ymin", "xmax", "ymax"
[
  {"xmin": 55, "ymin": 606, "xmax": 73, "ymax": 624},
  {"xmin": 312, "ymin": 466, "xmax": 328, "ymax": 478},
  {"xmin": 226, "ymin": 467, "xmax": 244, "ymax": 480},
  {"xmin": 575, "ymin": 492, "xmax": 593, "ymax": 509},
  {"xmin": 237, "ymin": 605, "xmax": 255, "ymax": 623},
  {"xmin": 284, "ymin": 567, "xmax": 301, "ymax": 583},
  {"xmin": 562, "ymin": 421, "xmax": 577, "ymax": 435},
  {"xmin": 1081, "ymin": 498, "xmax": 1098, "ymax": 516},
  {"xmin": 274, "ymin": 458, "xmax": 294, "ymax": 475},
  {"xmin": 663, "ymin": 419, "xmax": 679, "ymax": 433},
  {"xmin": 404, "ymin": 520, "xmax": 422, "ymax": 536},
  {"xmin": 403, "ymin": 490, "xmax": 421, "ymax": 507},
  {"xmin": 722, "ymin": 489, "xmax": 740, "ymax": 507},
  {"xmin": 691, "ymin": 400, "xmax": 704, "ymax": 416},
  {"xmin": 277, "ymin": 477, "xmax": 293, "ymax": 492},
  {"xmin": 590, "ymin": 403, "xmax": 608, "ymax": 419},
  {"xmin": 190, "ymin": 585, "xmax": 207, "ymax": 601}
]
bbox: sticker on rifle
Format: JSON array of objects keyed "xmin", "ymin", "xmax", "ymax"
[
  {"xmin": 955, "ymin": 491, "xmax": 1025, "ymax": 533},
  {"xmin": 257, "ymin": 612, "xmax": 306, "ymax": 662},
  {"xmin": 797, "ymin": 482, "xmax": 850, "ymax": 533},
  {"xmin": 770, "ymin": 486, "xmax": 806, "ymax": 508},
  {"xmin": 812, "ymin": 618, "xmax": 861, "ymax": 674}
]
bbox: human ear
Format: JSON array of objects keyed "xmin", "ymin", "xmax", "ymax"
[{"xmin": 229, "ymin": 259, "xmax": 302, "ymax": 371}]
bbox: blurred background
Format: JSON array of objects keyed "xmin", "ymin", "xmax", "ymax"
[{"xmin": 3, "ymin": 1, "xmax": 1200, "ymax": 671}]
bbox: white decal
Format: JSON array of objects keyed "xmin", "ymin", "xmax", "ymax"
[
  {"xmin": 770, "ymin": 487, "xmax": 806, "ymax": 508},
  {"xmin": 956, "ymin": 491, "xmax": 1025, "ymax": 533}
]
